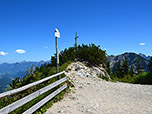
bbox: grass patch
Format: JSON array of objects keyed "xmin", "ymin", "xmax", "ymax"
[
  {"xmin": 99, "ymin": 74, "xmax": 109, "ymax": 81},
  {"xmin": 111, "ymin": 72, "xmax": 152, "ymax": 85},
  {"xmin": 134, "ymin": 73, "xmax": 152, "ymax": 85}
]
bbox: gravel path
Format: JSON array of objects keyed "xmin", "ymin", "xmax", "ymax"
[{"xmin": 45, "ymin": 76, "xmax": 152, "ymax": 114}]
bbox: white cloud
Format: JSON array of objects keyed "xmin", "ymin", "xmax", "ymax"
[
  {"xmin": 44, "ymin": 46, "xmax": 48, "ymax": 49},
  {"xmin": 16, "ymin": 49, "xmax": 26, "ymax": 54},
  {"xmin": 103, "ymin": 48, "xmax": 107, "ymax": 50},
  {"xmin": 140, "ymin": 43, "xmax": 146, "ymax": 46},
  {"xmin": 0, "ymin": 51, "xmax": 8, "ymax": 56}
]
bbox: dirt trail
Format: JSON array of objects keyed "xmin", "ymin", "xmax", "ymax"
[{"xmin": 45, "ymin": 75, "xmax": 152, "ymax": 114}]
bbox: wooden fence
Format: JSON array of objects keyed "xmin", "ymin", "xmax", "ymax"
[{"xmin": 0, "ymin": 71, "xmax": 67, "ymax": 114}]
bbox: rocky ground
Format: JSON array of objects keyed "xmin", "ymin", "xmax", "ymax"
[{"xmin": 45, "ymin": 62, "xmax": 152, "ymax": 114}]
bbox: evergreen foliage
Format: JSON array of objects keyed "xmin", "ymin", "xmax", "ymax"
[
  {"xmin": 112, "ymin": 72, "xmax": 152, "ymax": 85},
  {"xmin": 116, "ymin": 60, "xmax": 122, "ymax": 78},
  {"xmin": 134, "ymin": 72, "xmax": 152, "ymax": 85},
  {"xmin": 121, "ymin": 58, "xmax": 129, "ymax": 76},
  {"xmin": 106, "ymin": 61, "xmax": 111, "ymax": 75},
  {"xmin": 148, "ymin": 57, "xmax": 152, "ymax": 73},
  {"xmin": 136, "ymin": 59, "xmax": 142, "ymax": 74},
  {"xmin": 51, "ymin": 44, "xmax": 106, "ymax": 67},
  {"xmin": 129, "ymin": 65, "xmax": 134, "ymax": 77},
  {"xmin": 111, "ymin": 57, "xmax": 152, "ymax": 85}
]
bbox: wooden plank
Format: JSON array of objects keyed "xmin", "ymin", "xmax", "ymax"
[
  {"xmin": 23, "ymin": 84, "xmax": 67, "ymax": 114},
  {"xmin": 0, "ymin": 77, "xmax": 67, "ymax": 114},
  {"xmin": 0, "ymin": 71, "xmax": 65, "ymax": 98}
]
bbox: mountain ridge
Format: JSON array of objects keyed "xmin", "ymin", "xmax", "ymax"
[
  {"xmin": 107, "ymin": 52, "xmax": 150, "ymax": 72},
  {"xmin": 0, "ymin": 60, "xmax": 50, "ymax": 93}
]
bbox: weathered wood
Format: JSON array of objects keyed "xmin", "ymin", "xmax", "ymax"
[
  {"xmin": 0, "ymin": 71, "xmax": 65, "ymax": 98},
  {"xmin": 0, "ymin": 77, "xmax": 67, "ymax": 114},
  {"xmin": 23, "ymin": 84, "xmax": 67, "ymax": 114}
]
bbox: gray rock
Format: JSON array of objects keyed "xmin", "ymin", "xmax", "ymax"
[{"xmin": 66, "ymin": 62, "xmax": 110, "ymax": 80}]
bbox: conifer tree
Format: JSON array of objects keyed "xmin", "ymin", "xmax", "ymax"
[
  {"xmin": 136, "ymin": 59, "xmax": 141, "ymax": 74},
  {"xmin": 112, "ymin": 66, "xmax": 117, "ymax": 76},
  {"xmin": 148, "ymin": 57, "xmax": 152, "ymax": 73},
  {"xmin": 26, "ymin": 67, "xmax": 30, "ymax": 76},
  {"xmin": 140, "ymin": 65, "xmax": 143, "ymax": 73},
  {"xmin": 116, "ymin": 60, "xmax": 122, "ymax": 78},
  {"xmin": 106, "ymin": 61, "xmax": 111, "ymax": 75},
  {"xmin": 121, "ymin": 58, "xmax": 129, "ymax": 76},
  {"xmin": 130, "ymin": 65, "xmax": 134, "ymax": 76}
]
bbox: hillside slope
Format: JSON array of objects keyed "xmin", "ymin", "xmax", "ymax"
[
  {"xmin": 0, "ymin": 61, "xmax": 46, "ymax": 75},
  {"xmin": 107, "ymin": 52, "xmax": 149, "ymax": 72},
  {"xmin": 0, "ymin": 61, "xmax": 47, "ymax": 93},
  {"xmin": 45, "ymin": 62, "xmax": 152, "ymax": 114}
]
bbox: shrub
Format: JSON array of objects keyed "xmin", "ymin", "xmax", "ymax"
[
  {"xmin": 111, "ymin": 72, "xmax": 152, "ymax": 85},
  {"xmin": 51, "ymin": 44, "xmax": 106, "ymax": 67},
  {"xmin": 99, "ymin": 74, "xmax": 109, "ymax": 81},
  {"xmin": 134, "ymin": 72, "xmax": 152, "ymax": 85}
]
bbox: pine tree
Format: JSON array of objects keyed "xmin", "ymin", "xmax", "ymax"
[
  {"xmin": 116, "ymin": 60, "xmax": 122, "ymax": 78},
  {"xmin": 130, "ymin": 65, "xmax": 134, "ymax": 76},
  {"xmin": 140, "ymin": 65, "xmax": 143, "ymax": 73},
  {"xmin": 9, "ymin": 77, "xmax": 21, "ymax": 89},
  {"xmin": 136, "ymin": 59, "xmax": 141, "ymax": 74},
  {"xmin": 26, "ymin": 67, "xmax": 30, "ymax": 76},
  {"xmin": 121, "ymin": 58, "xmax": 129, "ymax": 76},
  {"xmin": 30, "ymin": 65, "xmax": 35, "ymax": 74},
  {"xmin": 112, "ymin": 66, "xmax": 117, "ymax": 76},
  {"xmin": 106, "ymin": 61, "xmax": 111, "ymax": 75},
  {"xmin": 148, "ymin": 57, "xmax": 152, "ymax": 73}
]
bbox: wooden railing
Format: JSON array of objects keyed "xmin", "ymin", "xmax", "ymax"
[{"xmin": 0, "ymin": 71, "xmax": 67, "ymax": 114}]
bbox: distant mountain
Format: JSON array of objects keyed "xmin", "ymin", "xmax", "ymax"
[
  {"xmin": 138, "ymin": 53, "xmax": 151, "ymax": 61},
  {"xmin": 0, "ymin": 60, "xmax": 50, "ymax": 93},
  {"xmin": 107, "ymin": 52, "xmax": 150, "ymax": 72},
  {"xmin": 0, "ymin": 60, "xmax": 47, "ymax": 75}
]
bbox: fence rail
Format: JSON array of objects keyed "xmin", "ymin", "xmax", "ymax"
[
  {"xmin": 0, "ymin": 71, "xmax": 65, "ymax": 98},
  {"xmin": 0, "ymin": 71, "xmax": 67, "ymax": 114}
]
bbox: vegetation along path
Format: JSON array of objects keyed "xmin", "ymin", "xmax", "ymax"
[{"xmin": 45, "ymin": 73, "xmax": 152, "ymax": 114}]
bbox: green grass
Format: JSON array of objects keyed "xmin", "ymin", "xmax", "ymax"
[
  {"xmin": 111, "ymin": 72, "xmax": 152, "ymax": 85},
  {"xmin": 59, "ymin": 61, "xmax": 71, "ymax": 72},
  {"xmin": 99, "ymin": 74, "xmax": 109, "ymax": 81},
  {"xmin": 134, "ymin": 72, "xmax": 152, "ymax": 85}
]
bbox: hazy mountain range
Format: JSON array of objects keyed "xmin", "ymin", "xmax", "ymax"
[
  {"xmin": 107, "ymin": 52, "xmax": 151, "ymax": 72},
  {"xmin": 0, "ymin": 61, "xmax": 50, "ymax": 93}
]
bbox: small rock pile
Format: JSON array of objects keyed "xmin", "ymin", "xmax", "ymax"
[{"xmin": 66, "ymin": 61, "xmax": 110, "ymax": 79}]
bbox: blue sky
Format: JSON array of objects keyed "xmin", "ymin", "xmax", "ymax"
[{"xmin": 0, "ymin": 0, "xmax": 152, "ymax": 63}]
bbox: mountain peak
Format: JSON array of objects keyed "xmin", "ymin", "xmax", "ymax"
[
  {"xmin": 107, "ymin": 52, "xmax": 150, "ymax": 72},
  {"xmin": 139, "ymin": 53, "xmax": 151, "ymax": 60}
]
